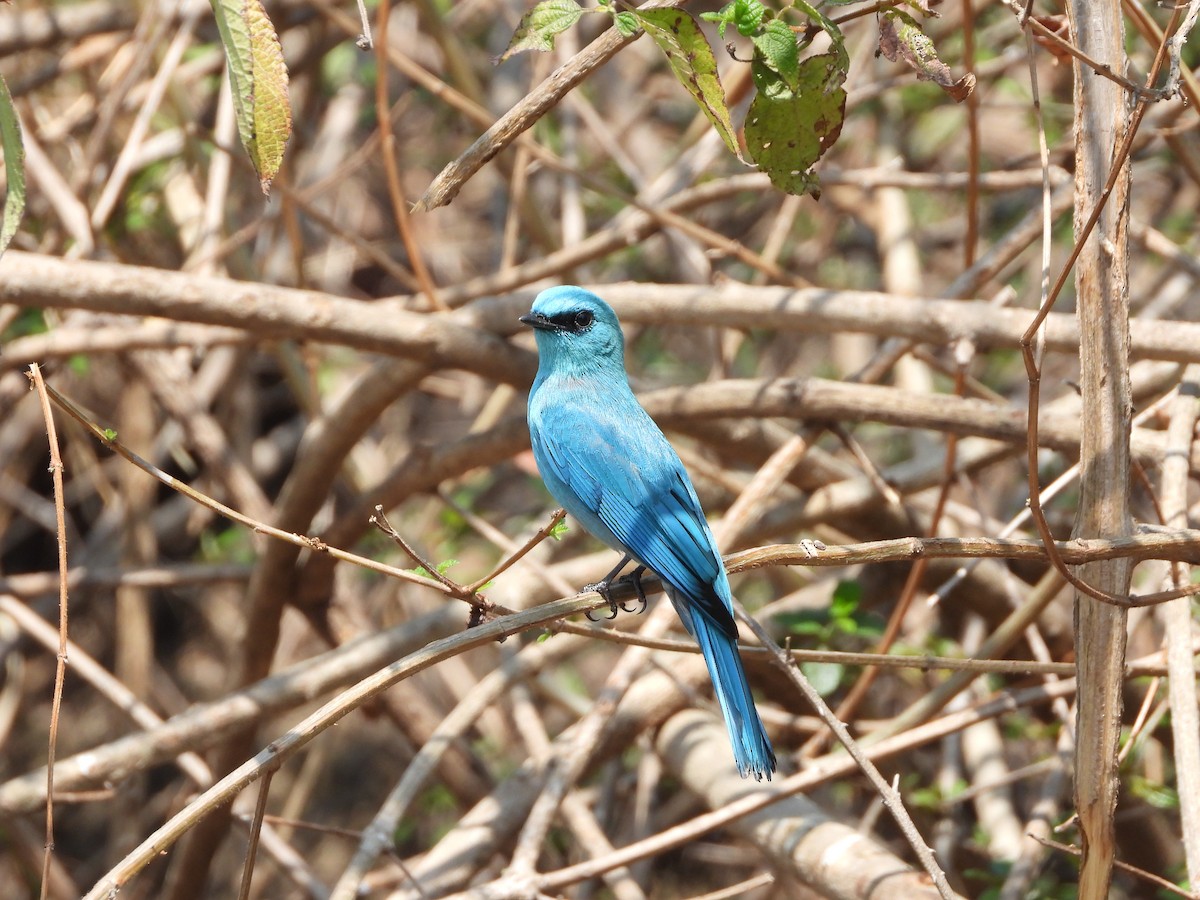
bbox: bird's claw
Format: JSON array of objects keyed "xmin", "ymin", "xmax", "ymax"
[
  {"xmin": 618, "ymin": 566, "xmax": 649, "ymax": 614},
  {"xmin": 584, "ymin": 580, "xmax": 620, "ymax": 621},
  {"xmin": 584, "ymin": 564, "xmax": 649, "ymax": 620}
]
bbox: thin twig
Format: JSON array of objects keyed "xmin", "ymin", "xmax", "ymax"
[
  {"xmin": 374, "ymin": 0, "xmax": 445, "ymax": 310},
  {"xmin": 237, "ymin": 771, "xmax": 274, "ymax": 900},
  {"xmin": 354, "ymin": 0, "xmax": 373, "ymax": 49},
  {"xmin": 1018, "ymin": 1, "xmax": 1186, "ymax": 608},
  {"xmin": 734, "ymin": 608, "xmax": 960, "ymax": 899},
  {"xmin": 370, "ymin": 506, "xmax": 471, "ymax": 595},
  {"xmin": 525, "ymin": 675, "xmax": 1098, "ymax": 893},
  {"xmin": 1006, "ymin": 2, "xmax": 1167, "ymax": 100},
  {"xmin": 464, "ymin": 507, "xmax": 566, "ymax": 592},
  {"xmin": 1159, "ymin": 366, "xmax": 1200, "ymax": 885},
  {"xmin": 39, "ymin": 379, "xmax": 453, "ymax": 595},
  {"xmin": 1030, "ymin": 836, "xmax": 1200, "ymax": 899},
  {"xmin": 81, "ymin": 589, "xmax": 613, "ymax": 899},
  {"xmin": 26, "ymin": 364, "xmax": 70, "ymax": 900}
]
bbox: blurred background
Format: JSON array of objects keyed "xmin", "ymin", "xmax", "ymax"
[{"xmin": 0, "ymin": 0, "xmax": 1198, "ymax": 897}]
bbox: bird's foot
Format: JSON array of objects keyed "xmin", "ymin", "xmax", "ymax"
[
  {"xmin": 617, "ymin": 566, "xmax": 649, "ymax": 614},
  {"xmin": 583, "ymin": 566, "xmax": 650, "ymax": 620},
  {"xmin": 584, "ymin": 580, "xmax": 620, "ymax": 621}
]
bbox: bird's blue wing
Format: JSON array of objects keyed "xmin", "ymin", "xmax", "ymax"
[
  {"xmin": 530, "ymin": 381, "xmax": 775, "ymax": 779},
  {"xmin": 532, "ymin": 400, "xmax": 736, "ymax": 638}
]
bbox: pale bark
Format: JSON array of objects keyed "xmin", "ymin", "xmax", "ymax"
[{"xmin": 1065, "ymin": 0, "xmax": 1133, "ymax": 895}]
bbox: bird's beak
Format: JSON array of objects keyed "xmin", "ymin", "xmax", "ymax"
[{"xmin": 519, "ymin": 313, "xmax": 558, "ymax": 331}]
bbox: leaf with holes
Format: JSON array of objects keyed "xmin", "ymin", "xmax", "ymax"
[
  {"xmin": 495, "ymin": 0, "xmax": 585, "ymax": 62},
  {"xmin": 212, "ymin": 0, "xmax": 292, "ymax": 193},
  {"xmin": 632, "ymin": 8, "xmax": 746, "ymax": 163},
  {"xmin": 744, "ymin": 51, "xmax": 846, "ymax": 198},
  {"xmin": 879, "ymin": 10, "xmax": 975, "ymax": 102},
  {"xmin": 0, "ymin": 74, "xmax": 24, "ymax": 256}
]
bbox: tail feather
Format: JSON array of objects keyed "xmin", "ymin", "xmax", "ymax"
[{"xmin": 669, "ymin": 587, "xmax": 776, "ymax": 780}]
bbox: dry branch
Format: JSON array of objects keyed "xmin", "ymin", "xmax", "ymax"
[
  {"xmin": 658, "ymin": 710, "xmax": 948, "ymax": 900},
  {"xmin": 4, "ymin": 0, "xmax": 1198, "ymax": 894},
  {"xmin": 11, "ymin": 254, "xmax": 1200, "ymax": 369},
  {"xmin": 1066, "ymin": 0, "xmax": 1134, "ymax": 893}
]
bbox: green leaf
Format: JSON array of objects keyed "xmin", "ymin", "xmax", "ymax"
[
  {"xmin": 631, "ymin": 8, "xmax": 745, "ymax": 163},
  {"xmin": 210, "ymin": 0, "xmax": 292, "ymax": 193},
  {"xmin": 405, "ymin": 559, "xmax": 459, "ymax": 580},
  {"xmin": 834, "ymin": 616, "xmax": 858, "ymax": 635},
  {"xmin": 879, "ymin": 10, "xmax": 975, "ymax": 102},
  {"xmin": 549, "ymin": 520, "xmax": 570, "ymax": 541},
  {"xmin": 790, "ymin": 0, "xmax": 850, "ymax": 72},
  {"xmin": 699, "ymin": 7, "xmax": 731, "ymax": 38},
  {"xmin": 751, "ymin": 19, "xmax": 799, "ymax": 90},
  {"xmin": 2, "ymin": 309, "xmax": 45, "ymax": 341},
  {"xmin": 1128, "ymin": 774, "xmax": 1179, "ymax": 810},
  {"xmin": 788, "ymin": 619, "xmax": 827, "ymax": 636},
  {"xmin": 613, "ymin": 10, "xmax": 639, "ymax": 37},
  {"xmin": 801, "ymin": 661, "xmax": 844, "ymax": 696},
  {"xmin": 829, "ymin": 580, "xmax": 861, "ymax": 619},
  {"xmin": 495, "ymin": 0, "xmax": 585, "ymax": 63},
  {"xmin": 733, "ymin": 0, "xmax": 767, "ymax": 37},
  {"xmin": 744, "ymin": 50, "xmax": 846, "ymax": 198},
  {"xmin": 0, "ymin": 74, "xmax": 25, "ymax": 257},
  {"xmin": 103, "ymin": 428, "xmax": 119, "ymax": 442},
  {"xmin": 701, "ymin": 0, "xmax": 765, "ymax": 39}
]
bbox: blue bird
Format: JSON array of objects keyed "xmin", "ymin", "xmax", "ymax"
[{"xmin": 520, "ymin": 286, "xmax": 777, "ymax": 780}]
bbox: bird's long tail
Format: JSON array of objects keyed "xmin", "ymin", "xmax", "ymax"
[{"xmin": 669, "ymin": 587, "xmax": 777, "ymax": 781}]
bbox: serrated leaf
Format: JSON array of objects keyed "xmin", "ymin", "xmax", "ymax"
[
  {"xmin": 744, "ymin": 52, "xmax": 846, "ymax": 198},
  {"xmin": 752, "ymin": 19, "xmax": 799, "ymax": 89},
  {"xmin": 613, "ymin": 11, "xmax": 639, "ymax": 37},
  {"xmin": 0, "ymin": 74, "xmax": 25, "ymax": 257},
  {"xmin": 495, "ymin": 0, "xmax": 585, "ymax": 63},
  {"xmin": 211, "ymin": 0, "xmax": 292, "ymax": 193},
  {"xmin": 700, "ymin": 0, "xmax": 764, "ymax": 39},
  {"xmin": 631, "ymin": 8, "xmax": 745, "ymax": 163},
  {"xmin": 879, "ymin": 10, "xmax": 975, "ymax": 102},
  {"xmin": 733, "ymin": 0, "xmax": 766, "ymax": 37}
]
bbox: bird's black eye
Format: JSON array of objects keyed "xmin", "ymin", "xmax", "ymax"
[{"xmin": 573, "ymin": 310, "xmax": 593, "ymax": 330}]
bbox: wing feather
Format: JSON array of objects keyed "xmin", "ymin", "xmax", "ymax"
[{"xmin": 534, "ymin": 400, "xmax": 735, "ymax": 637}]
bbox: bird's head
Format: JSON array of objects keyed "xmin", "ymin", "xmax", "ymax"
[{"xmin": 519, "ymin": 286, "xmax": 625, "ymax": 367}]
